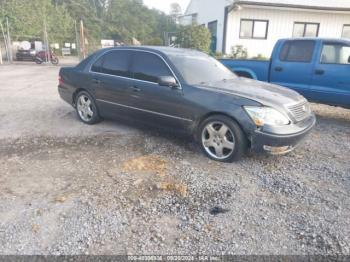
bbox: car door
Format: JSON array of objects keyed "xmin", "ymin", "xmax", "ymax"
[
  {"xmin": 310, "ymin": 41, "xmax": 350, "ymax": 107},
  {"xmin": 127, "ymin": 51, "xmax": 192, "ymax": 130},
  {"xmin": 91, "ymin": 50, "xmax": 134, "ymax": 118},
  {"xmin": 270, "ymin": 40, "xmax": 316, "ymax": 99}
]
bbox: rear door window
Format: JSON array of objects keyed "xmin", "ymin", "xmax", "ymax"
[
  {"xmin": 279, "ymin": 40, "xmax": 315, "ymax": 62},
  {"xmin": 131, "ymin": 52, "xmax": 173, "ymax": 83},
  {"xmin": 320, "ymin": 43, "xmax": 350, "ymax": 64},
  {"xmin": 91, "ymin": 56, "xmax": 103, "ymax": 73},
  {"xmin": 100, "ymin": 50, "xmax": 132, "ymax": 77}
]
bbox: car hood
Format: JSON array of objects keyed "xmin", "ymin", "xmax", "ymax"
[{"xmin": 195, "ymin": 77, "xmax": 306, "ymax": 107}]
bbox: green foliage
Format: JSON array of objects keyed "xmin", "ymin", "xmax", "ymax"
[
  {"xmin": 0, "ymin": 0, "xmax": 182, "ymax": 52},
  {"xmin": 212, "ymin": 52, "xmax": 223, "ymax": 59},
  {"xmin": 104, "ymin": 0, "xmax": 176, "ymax": 45},
  {"xmin": 176, "ymin": 24, "xmax": 211, "ymax": 53},
  {"xmin": 251, "ymin": 53, "xmax": 269, "ymax": 60},
  {"xmin": 145, "ymin": 37, "xmax": 163, "ymax": 46},
  {"xmin": 0, "ymin": 0, "xmax": 73, "ymax": 43},
  {"xmin": 229, "ymin": 45, "xmax": 248, "ymax": 59}
]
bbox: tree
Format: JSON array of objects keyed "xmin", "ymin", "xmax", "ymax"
[
  {"xmin": 0, "ymin": 0, "xmax": 179, "ymax": 52},
  {"xmin": 170, "ymin": 2, "xmax": 182, "ymax": 23},
  {"xmin": 0, "ymin": 0, "xmax": 73, "ymax": 44},
  {"xmin": 176, "ymin": 24, "xmax": 211, "ymax": 53},
  {"xmin": 104, "ymin": 0, "xmax": 176, "ymax": 45}
]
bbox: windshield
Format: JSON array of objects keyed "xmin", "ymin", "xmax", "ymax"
[{"xmin": 168, "ymin": 52, "xmax": 237, "ymax": 85}]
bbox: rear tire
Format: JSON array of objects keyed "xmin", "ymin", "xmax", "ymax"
[
  {"xmin": 51, "ymin": 58, "xmax": 59, "ymax": 65},
  {"xmin": 197, "ymin": 115, "xmax": 247, "ymax": 162},
  {"xmin": 75, "ymin": 91, "xmax": 101, "ymax": 125},
  {"xmin": 35, "ymin": 58, "xmax": 42, "ymax": 64}
]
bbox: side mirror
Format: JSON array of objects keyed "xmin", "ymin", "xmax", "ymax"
[
  {"xmin": 348, "ymin": 56, "xmax": 350, "ymax": 63},
  {"xmin": 158, "ymin": 76, "xmax": 179, "ymax": 89}
]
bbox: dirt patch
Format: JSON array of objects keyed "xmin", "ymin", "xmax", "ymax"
[
  {"xmin": 122, "ymin": 155, "xmax": 168, "ymax": 177},
  {"xmin": 156, "ymin": 181, "xmax": 188, "ymax": 198}
]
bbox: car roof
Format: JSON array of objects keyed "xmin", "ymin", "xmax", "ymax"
[
  {"xmin": 279, "ymin": 37, "xmax": 350, "ymax": 44},
  {"xmin": 94, "ymin": 46, "xmax": 205, "ymax": 57}
]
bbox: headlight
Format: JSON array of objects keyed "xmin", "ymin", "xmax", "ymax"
[{"xmin": 244, "ymin": 106, "xmax": 290, "ymax": 126}]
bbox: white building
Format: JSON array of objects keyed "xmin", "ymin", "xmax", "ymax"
[{"xmin": 180, "ymin": 0, "xmax": 350, "ymax": 58}]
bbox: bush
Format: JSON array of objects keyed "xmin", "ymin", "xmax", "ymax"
[
  {"xmin": 175, "ymin": 24, "xmax": 211, "ymax": 53},
  {"xmin": 211, "ymin": 52, "xmax": 224, "ymax": 59},
  {"xmin": 251, "ymin": 54, "xmax": 269, "ymax": 60},
  {"xmin": 229, "ymin": 45, "xmax": 248, "ymax": 59},
  {"xmin": 146, "ymin": 37, "xmax": 164, "ymax": 46}
]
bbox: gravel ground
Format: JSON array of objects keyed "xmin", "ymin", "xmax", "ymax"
[{"xmin": 0, "ymin": 63, "xmax": 349, "ymax": 255}]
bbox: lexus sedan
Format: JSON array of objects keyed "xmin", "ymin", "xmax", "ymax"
[{"xmin": 58, "ymin": 46, "xmax": 316, "ymax": 162}]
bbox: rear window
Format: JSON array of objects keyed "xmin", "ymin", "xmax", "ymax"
[
  {"xmin": 101, "ymin": 51, "xmax": 132, "ymax": 77},
  {"xmin": 321, "ymin": 43, "xmax": 350, "ymax": 64},
  {"xmin": 75, "ymin": 54, "xmax": 95, "ymax": 71},
  {"xmin": 279, "ymin": 40, "xmax": 315, "ymax": 62}
]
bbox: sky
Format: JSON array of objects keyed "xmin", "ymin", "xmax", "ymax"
[{"xmin": 143, "ymin": 0, "xmax": 191, "ymax": 14}]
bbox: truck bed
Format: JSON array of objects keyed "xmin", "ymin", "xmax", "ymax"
[{"xmin": 220, "ymin": 59, "xmax": 270, "ymax": 82}]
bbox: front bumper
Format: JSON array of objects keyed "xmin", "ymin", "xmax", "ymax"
[{"xmin": 251, "ymin": 114, "xmax": 316, "ymax": 154}]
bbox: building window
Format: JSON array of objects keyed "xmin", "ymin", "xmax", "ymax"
[
  {"xmin": 293, "ymin": 22, "xmax": 319, "ymax": 37},
  {"xmin": 342, "ymin": 25, "xmax": 350, "ymax": 38},
  {"xmin": 239, "ymin": 19, "xmax": 268, "ymax": 39},
  {"xmin": 191, "ymin": 14, "xmax": 198, "ymax": 24}
]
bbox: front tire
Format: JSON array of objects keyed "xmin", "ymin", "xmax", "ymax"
[
  {"xmin": 75, "ymin": 91, "xmax": 101, "ymax": 125},
  {"xmin": 197, "ymin": 115, "xmax": 247, "ymax": 162}
]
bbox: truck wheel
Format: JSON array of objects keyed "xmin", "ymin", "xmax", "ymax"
[
  {"xmin": 235, "ymin": 71, "xmax": 253, "ymax": 79},
  {"xmin": 198, "ymin": 115, "xmax": 247, "ymax": 162},
  {"xmin": 75, "ymin": 91, "xmax": 101, "ymax": 125}
]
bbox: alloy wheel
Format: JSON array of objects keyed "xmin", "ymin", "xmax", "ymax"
[
  {"xmin": 201, "ymin": 121, "xmax": 236, "ymax": 160},
  {"xmin": 77, "ymin": 95, "xmax": 94, "ymax": 122}
]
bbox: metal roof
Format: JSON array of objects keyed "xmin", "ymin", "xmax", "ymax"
[{"xmin": 234, "ymin": 0, "xmax": 350, "ymax": 11}]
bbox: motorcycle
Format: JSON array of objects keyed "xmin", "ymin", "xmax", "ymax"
[{"xmin": 34, "ymin": 51, "xmax": 59, "ymax": 65}]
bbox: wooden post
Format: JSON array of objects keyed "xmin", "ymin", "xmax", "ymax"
[
  {"xmin": 0, "ymin": 42, "xmax": 3, "ymax": 64},
  {"xmin": 80, "ymin": 20, "xmax": 86, "ymax": 59},
  {"xmin": 74, "ymin": 20, "xmax": 81, "ymax": 60},
  {"xmin": 0, "ymin": 22, "xmax": 9, "ymax": 62},
  {"xmin": 43, "ymin": 18, "xmax": 50, "ymax": 63},
  {"xmin": 6, "ymin": 17, "xmax": 12, "ymax": 63}
]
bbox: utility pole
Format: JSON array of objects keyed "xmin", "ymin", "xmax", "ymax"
[
  {"xmin": 6, "ymin": 17, "xmax": 12, "ymax": 63},
  {"xmin": 43, "ymin": 18, "xmax": 50, "ymax": 63},
  {"xmin": 0, "ymin": 22, "xmax": 9, "ymax": 62},
  {"xmin": 80, "ymin": 20, "xmax": 86, "ymax": 59},
  {"xmin": 74, "ymin": 20, "xmax": 81, "ymax": 60},
  {"xmin": 0, "ymin": 42, "xmax": 3, "ymax": 65}
]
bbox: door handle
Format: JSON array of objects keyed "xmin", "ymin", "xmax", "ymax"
[
  {"xmin": 274, "ymin": 66, "xmax": 283, "ymax": 72},
  {"xmin": 92, "ymin": 78, "xmax": 101, "ymax": 84},
  {"xmin": 131, "ymin": 86, "xmax": 141, "ymax": 92},
  {"xmin": 315, "ymin": 69, "xmax": 325, "ymax": 75}
]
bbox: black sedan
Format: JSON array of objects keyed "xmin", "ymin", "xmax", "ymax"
[
  {"xmin": 16, "ymin": 49, "xmax": 36, "ymax": 61},
  {"xmin": 58, "ymin": 46, "xmax": 316, "ymax": 162}
]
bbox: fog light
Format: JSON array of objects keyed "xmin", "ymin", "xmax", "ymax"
[{"xmin": 263, "ymin": 145, "xmax": 294, "ymax": 155}]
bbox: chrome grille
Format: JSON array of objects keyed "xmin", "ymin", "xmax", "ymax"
[{"xmin": 287, "ymin": 101, "xmax": 310, "ymax": 122}]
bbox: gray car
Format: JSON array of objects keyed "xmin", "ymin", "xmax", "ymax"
[{"xmin": 58, "ymin": 46, "xmax": 316, "ymax": 162}]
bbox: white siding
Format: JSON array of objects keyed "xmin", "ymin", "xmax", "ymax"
[
  {"xmin": 181, "ymin": 0, "xmax": 233, "ymax": 53},
  {"xmin": 226, "ymin": 7, "xmax": 350, "ymax": 58},
  {"xmin": 236, "ymin": 0, "xmax": 350, "ymax": 9}
]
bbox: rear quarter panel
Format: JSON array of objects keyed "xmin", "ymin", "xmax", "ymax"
[{"xmin": 59, "ymin": 67, "xmax": 92, "ymax": 106}]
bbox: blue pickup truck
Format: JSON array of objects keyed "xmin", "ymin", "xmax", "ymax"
[{"xmin": 221, "ymin": 38, "xmax": 350, "ymax": 108}]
